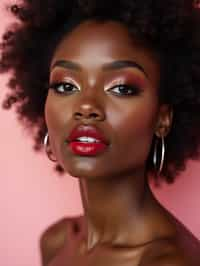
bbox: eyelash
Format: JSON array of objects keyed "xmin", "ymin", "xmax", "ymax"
[{"xmin": 48, "ymin": 82, "xmax": 141, "ymax": 96}]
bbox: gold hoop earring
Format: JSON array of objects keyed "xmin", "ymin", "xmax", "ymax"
[
  {"xmin": 43, "ymin": 132, "xmax": 57, "ymax": 162},
  {"xmin": 153, "ymin": 135, "xmax": 165, "ymax": 175}
]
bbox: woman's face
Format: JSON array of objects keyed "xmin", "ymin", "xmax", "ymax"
[{"xmin": 45, "ymin": 20, "xmax": 169, "ymax": 179}]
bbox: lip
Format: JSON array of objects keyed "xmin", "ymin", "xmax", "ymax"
[
  {"xmin": 66, "ymin": 124, "xmax": 110, "ymax": 145},
  {"xmin": 68, "ymin": 142, "xmax": 108, "ymax": 156}
]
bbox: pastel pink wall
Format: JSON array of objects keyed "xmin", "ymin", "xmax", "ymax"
[{"xmin": 0, "ymin": 2, "xmax": 199, "ymax": 266}]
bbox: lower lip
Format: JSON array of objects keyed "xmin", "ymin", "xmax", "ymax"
[{"xmin": 68, "ymin": 141, "xmax": 108, "ymax": 156}]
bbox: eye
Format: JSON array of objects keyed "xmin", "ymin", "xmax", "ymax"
[
  {"xmin": 107, "ymin": 84, "xmax": 141, "ymax": 96},
  {"xmin": 48, "ymin": 82, "xmax": 80, "ymax": 94}
]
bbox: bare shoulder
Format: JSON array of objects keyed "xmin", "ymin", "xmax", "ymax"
[
  {"xmin": 39, "ymin": 215, "xmax": 84, "ymax": 266},
  {"xmin": 153, "ymin": 209, "xmax": 200, "ymax": 266},
  {"xmin": 39, "ymin": 212, "xmax": 200, "ymax": 266},
  {"xmin": 140, "ymin": 203, "xmax": 200, "ymax": 266},
  {"xmin": 172, "ymin": 215, "xmax": 200, "ymax": 265},
  {"xmin": 141, "ymin": 220, "xmax": 200, "ymax": 266}
]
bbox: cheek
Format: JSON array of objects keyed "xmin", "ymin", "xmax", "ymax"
[
  {"xmin": 109, "ymin": 95, "xmax": 159, "ymax": 164},
  {"xmin": 45, "ymin": 95, "xmax": 58, "ymax": 132},
  {"xmin": 45, "ymin": 94, "xmax": 68, "ymax": 131},
  {"xmin": 44, "ymin": 94, "xmax": 70, "ymax": 152}
]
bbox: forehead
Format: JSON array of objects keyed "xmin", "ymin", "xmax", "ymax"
[
  {"xmin": 51, "ymin": 20, "xmax": 160, "ymax": 84},
  {"xmin": 53, "ymin": 20, "xmax": 158, "ymax": 57}
]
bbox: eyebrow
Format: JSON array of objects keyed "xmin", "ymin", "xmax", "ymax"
[{"xmin": 51, "ymin": 59, "xmax": 148, "ymax": 78}]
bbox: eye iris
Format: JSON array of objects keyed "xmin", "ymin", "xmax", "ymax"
[
  {"xmin": 64, "ymin": 83, "xmax": 73, "ymax": 91},
  {"xmin": 118, "ymin": 85, "xmax": 134, "ymax": 94},
  {"xmin": 119, "ymin": 85, "xmax": 128, "ymax": 93},
  {"xmin": 56, "ymin": 83, "xmax": 75, "ymax": 93}
]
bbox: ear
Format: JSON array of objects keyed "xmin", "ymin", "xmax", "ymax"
[{"xmin": 155, "ymin": 104, "xmax": 173, "ymax": 138}]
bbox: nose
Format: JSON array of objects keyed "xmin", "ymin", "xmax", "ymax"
[{"xmin": 73, "ymin": 97, "xmax": 105, "ymax": 122}]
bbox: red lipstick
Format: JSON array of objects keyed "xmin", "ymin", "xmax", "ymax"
[{"xmin": 66, "ymin": 125, "xmax": 110, "ymax": 156}]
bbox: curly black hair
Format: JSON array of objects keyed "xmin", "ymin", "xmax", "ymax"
[{"xmin": 1, "ymin": 0, "xmax": 200, "ymax": 184}]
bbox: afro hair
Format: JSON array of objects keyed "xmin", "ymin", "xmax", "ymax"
[{"xmin": 1, "ymin": 0, "xmax": 200, "ymax": 184}]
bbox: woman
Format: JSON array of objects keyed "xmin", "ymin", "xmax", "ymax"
[{"xmin": 1, "ymin": 0, "xmax": 200, "ymax": 265}]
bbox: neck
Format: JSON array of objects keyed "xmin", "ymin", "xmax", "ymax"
[{"xmin": 78, "ymin": 169, "xmax": 158, "ymax": 250}]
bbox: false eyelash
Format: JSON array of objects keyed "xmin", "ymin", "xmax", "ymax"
[
  {"xmin": 48, "ymin": 82, "xmax": 79, "ymax": 94},
  {"xmin": 48, "ymin": 82, "xmax": 141, "ymax": 96},
  {"xmin": 107, "ymin": 84, "xmax": 141, "ymax": 96}
]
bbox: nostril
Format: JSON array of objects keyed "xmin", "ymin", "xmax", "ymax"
[{"xmin": 74, "ymin": 112, "xmax": 99, "ymax": 119}]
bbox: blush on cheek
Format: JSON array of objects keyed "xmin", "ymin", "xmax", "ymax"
[{"xmin": 120, "ymin": 108, "xmax": 157, "ymax": 169}]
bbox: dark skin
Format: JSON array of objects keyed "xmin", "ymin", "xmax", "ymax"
[{"xmin": 43, "ymin": 20, "xmax": 200, "ymax": 265}]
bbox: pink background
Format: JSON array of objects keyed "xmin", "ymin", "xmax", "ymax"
[{"xmin": 0, "ymin": 1, "xmax": 199, "ymax": 266}]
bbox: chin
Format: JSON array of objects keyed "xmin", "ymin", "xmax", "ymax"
[
  {"xmin": 63, "ymin": 164, "xmax": 109, "ymax": 180},
  {"xmin": 61, "ymin": 156, "xmax": 105, "ymax": 177}
]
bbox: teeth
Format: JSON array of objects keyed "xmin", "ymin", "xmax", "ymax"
[{"xmin": 76, "ymin": 136, "xmax": 100, "ymax": 143}]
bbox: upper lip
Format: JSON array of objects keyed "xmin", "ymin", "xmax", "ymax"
[{"xmin": 67, "ymin": 124, "xmax": 110, "ymax": 145}]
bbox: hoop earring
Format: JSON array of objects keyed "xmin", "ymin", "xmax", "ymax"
[
  {"xmin": 153, "ymin": 135, "xmax": 165, "ymax": 175},
  {"xmin": 43, "ymin": 132, "xmax": 57, "ymax": 162}
]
